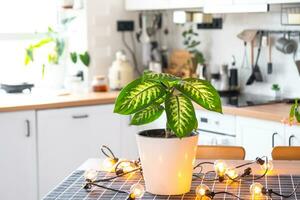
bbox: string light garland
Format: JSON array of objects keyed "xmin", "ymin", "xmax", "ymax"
[
  {"xmin": 83, "ymin": 145, "xmax": 299, "ymax": 199},
  {"xmin": 193, "ymin": 157, "xmax": 270, "ymax": 183},
  {"xmin": 84, "ymin": 145, "xmax": 143, "ymax": 199}
]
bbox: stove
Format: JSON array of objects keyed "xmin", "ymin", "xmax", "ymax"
[{"xmin": 221, "ymin": 93, "xmax": 281, "ymax": 107}]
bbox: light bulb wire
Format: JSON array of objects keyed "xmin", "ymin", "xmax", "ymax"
[
  {"xmin": 87, "ymin": 182, "xmax": 129, "ymax": 194},
  {"xmin": 93, "ymin": 168, "xmax": 141, "ymax": 183},
  {"xmin": 211, "ymin": 191, "xmax": 244, "ymax": 200},
  {"xmin": 101, "ymin": 145, "xmax": 118, "ymax": 160},
  {"xmin": 267, "ymin": 182, "xmax": 300, "ymax": 198}
]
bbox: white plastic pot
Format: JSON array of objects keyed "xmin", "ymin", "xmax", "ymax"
[{"xmin": 136, "ymin": 129, "xmax": 198, "ymax": 195}]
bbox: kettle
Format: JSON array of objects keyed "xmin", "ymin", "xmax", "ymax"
[{"xmin": 108, "ymin": 51, "xmax": 134, "ymax": 90}]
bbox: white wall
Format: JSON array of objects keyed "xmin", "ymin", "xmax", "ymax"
[
  {"xmin": 85, "ymin": 0, "xmax": 138, "ymax": 82},
  {"xmin": 166, "ymin": 7, "xmax": 300, "ymax": 98}
]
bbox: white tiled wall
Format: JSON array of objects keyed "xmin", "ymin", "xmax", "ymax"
[
  {"xmin": 166, "ymin": 5, "xmax": 300, "ymax": 98},
  {"xmin": 85, "ymin": 0, "xmax": 138, "ymax": 82}
]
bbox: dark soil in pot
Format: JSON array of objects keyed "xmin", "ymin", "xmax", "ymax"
[{"xmin": 138, "ymin": 129, "xmax": 196, "ymax": 138}]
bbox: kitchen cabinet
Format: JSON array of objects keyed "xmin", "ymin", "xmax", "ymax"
[
  {"xmin": 37, "ymin": 104, "xmax": 121, "ymax": 198},
  {"xmin": 125, "ymin": 0, "xmax": 203, "ymax": 11},
  {"xmin": 285, "ymin": 125, "xmax": 300, "ymax": 146},
  {"xmin": 0, "ymin": 111, "xmax": 37, "ymax": 200},
  {"xmin": 236, "ymin": 116, "xmax": 285, "ymax": 160},
  {"xmin": 267, "ymin": 0, "xmax": 300, "ymax": 3}
]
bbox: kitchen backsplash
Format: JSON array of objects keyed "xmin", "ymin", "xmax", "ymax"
[{"xmin": 165, "ymin": 7, "xmax": 300, "ymax": 98}]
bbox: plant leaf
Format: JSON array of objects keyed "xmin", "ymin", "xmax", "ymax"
[
  {"xmin": 142, "ymin": 71, "xmax": 180, "ymax": 88},
  {"xmin": 79, "ymin": 51, "xmax": 90, "ymax": 67},
  {"xmin": 165, "ymin": 94, "xmax": 197, "ymax": 138},
  {"xmin": 70, "ymin": 52, "xmax": 78, "ymax": 64},
  {"xmin": 130, "ymin": 103, "xmax": 164, "ymax": 125},
  {"xmin": 175, "ymin": 78, "xmax": 222, "ymax": 113},
  {"xmin": 33, "ymin": 38, "xmax": 53, "ymax": 48},
  {"xmin": 25, "ymin": 48, "xmax": 34, "ymax": 65},
  {"xmin": 114, "ymin": 79, "xmax": 166, "ymax": 115}
]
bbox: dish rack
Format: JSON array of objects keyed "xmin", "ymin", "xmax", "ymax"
[{"xmin": 281, "ymin": 4, "xmax": 300, "ymax": 26}]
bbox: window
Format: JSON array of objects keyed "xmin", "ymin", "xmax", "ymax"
[{"xmin": 0, "ymin": 0, "xmax": 58, "ymax": 84}]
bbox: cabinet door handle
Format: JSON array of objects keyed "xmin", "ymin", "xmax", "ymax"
[
  {"xmin": 25, "ymin": 119, "xmax": 30, "ymax": 137},
  {"xmin": 289, "ymin": 135, "xmax": 295, "ymax": 146},
  {"xmin": 72, "ymin": 114, "xmax": 89, "ymax": 119},
  {"xmin": 272, "ymin": 132, "xmax": 278, "ymax": 148}
]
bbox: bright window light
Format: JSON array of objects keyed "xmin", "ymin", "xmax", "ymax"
[
  {"xmin": 0, "ymin": 0, "xmax": 57, "ymax": 33},
  {"xmin": 0, "ymin": 1, "xmax": 58, "ymax": 85}
]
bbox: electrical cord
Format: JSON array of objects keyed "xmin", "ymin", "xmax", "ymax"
[
  {"xmin": 101, "ymin": 145, "xmax": 118, "ymax": 160},
  {"xmin": 84, "ymin": 182, "xmax": 128, "ymax": 194},
  {"xmin": 209, "ymin": 191, "xmax": 244, "ymax": 200},
  {"xmin": 121, "ymin": 32, "xmax": 141, "ymax": 75},
  {"xmin": 93, "ymin": 168, "xmax": 141, "ymax": 183},
  {"xmin": 267, "ymin": 182, "xmax": 300, "ymax": 198}
]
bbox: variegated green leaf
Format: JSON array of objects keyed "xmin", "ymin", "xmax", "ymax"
[
  {"xmin": 114, "ymin": 79, "xmax": 166, "ymax": 115},
  {"xmin": 130, "ymin": 104, "xmax": 164, "ymax": 125},
  {"xmin": 143, "ymin": 70, "xmax": 180, "ymax": 88},
  {"xmin": 175, "ymin": 78, "xmax": 222, "ymax": 113},
  {"xmin": 165, "ymin": 94, "xmax": 197, "ymax": 138}
]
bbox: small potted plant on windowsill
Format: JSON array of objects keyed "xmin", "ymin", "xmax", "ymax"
[{"xmin": 114, "ymin": 71, "xmax": 222, "ymax": 195}]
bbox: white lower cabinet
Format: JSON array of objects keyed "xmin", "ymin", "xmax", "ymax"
[
  {"xmin": 0, "ymin": 111, "xmax": 37, "ymax": 200},
  {"xmin": 37, "ymin": 104, "xmax": 121, "ymax": 198},
  {"xmin": 236, "ymin": 116, "xmax": 285, "ymax": 160},
  {"xmin": 285, "ymin": 125, "xmax": 300, "ymax": 146}
]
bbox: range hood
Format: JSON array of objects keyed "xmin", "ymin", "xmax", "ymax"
[{"xmin": 203, "ymin": 4, "xmax": 269, "ymax": 14}]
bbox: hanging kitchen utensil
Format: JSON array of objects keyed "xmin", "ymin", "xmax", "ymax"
[
  {"xmin": 253, "ymin": 32, "xmax": 263, "ymax": 82},
  {"xmin": 140, "ymin": 14, "xmax": 151, "ymax": 44},
  {"xmin": 241, "ymin": 41, "xmax": 250, "ymax": 69},
  {"xmin": 237, "ymin": 30, "xmax": 258, "ymax": 43},
  {"xmin": 267, "ymin": 33, "xmax": 273, "ymax": 74},
  {"xmin": 246, "ymin": 39, "xmax": 256, "ymax": 85},
  {"xmin": 294, "ymin": 33, "xmax": 300, "ymax": 75},
  {"xmin": 276, "ymin": 33, "xmax": 297, "ymax": 54}
]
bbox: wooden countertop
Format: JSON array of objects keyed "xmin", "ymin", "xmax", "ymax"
[
  {"xmin": 0, "ymin": 91, "xmax": 296, "ymax": 124},
  {"xmin": 0, "ymin": 92, "xmax": 119, "ymax": 112}
]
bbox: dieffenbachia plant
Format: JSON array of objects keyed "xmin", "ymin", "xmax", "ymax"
[
  {"xmin": 289, "ymin": 99, "xmax": 300, "ymax": 124},
  {"xmin": 114, "ymin": 71, "xmax": 222, "ymax": 138}
]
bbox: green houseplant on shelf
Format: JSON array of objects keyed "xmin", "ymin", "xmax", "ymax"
[{"xmin": 114, "ymin": 71, "xmax": 222, "ymax": 195}]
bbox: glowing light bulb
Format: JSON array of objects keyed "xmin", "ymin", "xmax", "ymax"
[
  {"xmin": 226, "ymin": 169, "xmax": 238, "ymax": 180},
  {"xmin": 119, "ymin": 162, "xmax": 135, "ymax": 173},
  {"xmin": 84, "ymin": 169, "xmax": 98, "ymax": 181},
  {"xmin": 129, "ymin": 183, "xmax": 145, "ymax": 199},
  {"xmin": 214, "ymin": 160, "xmax": 227, "ymax": 176},
  {"xmin": 250, "ymin": 183, "xmax": 264, "ymax": 196},
  {"xmin": 101, "ymin": 158, "xmax": 118, "ymax": 172},
  {"xmin": 260, "ymin": 160, "xmax": 273, "ymax": 172},
  {"xmin": 195, "ymin": 184, "xmax": 210, "ymax": 198}
]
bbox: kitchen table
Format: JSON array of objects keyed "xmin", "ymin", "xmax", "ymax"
[{"xmin": 43, "ymin": 159, "xmax": 300, "ymax": 199}]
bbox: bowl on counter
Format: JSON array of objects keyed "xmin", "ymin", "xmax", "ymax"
[{"xmin": 0, "ymin": 83, "xmax": 34, "ymax": 93}]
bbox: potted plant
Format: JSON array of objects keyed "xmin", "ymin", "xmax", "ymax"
[
  {"xmin": 114, "ymin": 71, "xmax": 222, "ymax": 195},
  {"xmin": 182, "ymin": 26, "xmax": 205, "ymax": 77},
  {"xmin": 24, "ymin": 27, "xmax": 66, "ymax": 88},
  {"xmin": 70, "ymin": 51, "xmax": 90, "ymax": 81},
  {"xmin": 289, "ymin": 99, "xmax": 300, "ymax": 124},
  {"xmin": 271, "ymin": 84, "xmax": 281, "ymax": 100}
]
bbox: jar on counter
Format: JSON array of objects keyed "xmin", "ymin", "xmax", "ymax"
[{"xmin": 91, "ymin": 76, "xmax": 108, "ymax": 92}]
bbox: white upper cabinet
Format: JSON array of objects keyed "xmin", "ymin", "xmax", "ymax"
[
  {"xmin": 0, "ymin": 111, "xmax": 38, "ymax": 200},
  {"xmin": 125, "ymin": 0, "xmax": 204, "ymax": 11},
  {"xmin": 125, "ymin": 0, "xmax": 300, "ymax": 11},
  {"xmin": 267, "ymin": 0, "xmax": 300, "ymax": 3}
]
